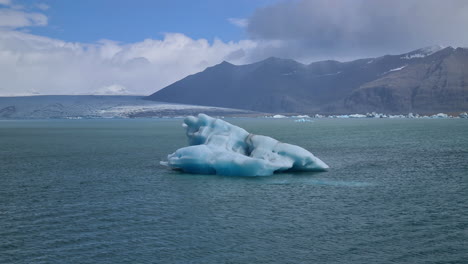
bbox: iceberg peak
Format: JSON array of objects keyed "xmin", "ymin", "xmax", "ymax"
[{"xmin": 162, "ymin": 114, "xmax": 329, "ymax": 176}]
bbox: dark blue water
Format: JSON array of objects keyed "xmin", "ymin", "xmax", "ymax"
[{"xmin": 1, "ymin": 119, "xmax": 467, "ymax": 263}]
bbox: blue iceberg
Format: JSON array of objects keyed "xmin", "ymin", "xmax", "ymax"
[{"xmin": 162, "ymin": 114, "xmax": 329, "ymax": 176}]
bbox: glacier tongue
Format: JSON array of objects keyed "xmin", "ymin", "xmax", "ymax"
[{"xmin": 163, "ymin": 114, "xmax": 329, "ymax": 176}]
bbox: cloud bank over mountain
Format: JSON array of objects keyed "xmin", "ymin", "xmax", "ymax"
[
  {"xmin": 246, "ymin": 0, "xmax": 468, "ymax": 61},
  {"xmin": 0, "ymin": 30, "xmax": 257, "ymax": 96}
]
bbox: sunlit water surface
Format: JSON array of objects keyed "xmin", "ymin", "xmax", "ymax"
[{"xmin": 1, "ymin": 118, "xmax": 467, "ymax": 263}]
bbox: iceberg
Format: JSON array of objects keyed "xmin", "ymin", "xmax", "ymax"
[
  {"xmin": 294, "ymin": 118, "xmax": 313, "ymax": 123},
  {"xmin": 272, "ymin": 114, "xmax": 287, "ymax": 118},
  {"xmin": 162, "ymin": 114, "xmax": 329, "ymax": 176},
  {"xmin": 431, "ymin": 113, "xmax": 449, "ymax": 118}
]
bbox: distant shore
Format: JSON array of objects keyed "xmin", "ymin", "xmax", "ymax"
[{"xmin": 0, "ymin": 95, "xmax": 467, "ymax": 120}]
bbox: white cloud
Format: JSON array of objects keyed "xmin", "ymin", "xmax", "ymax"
[
  {"xmin": 228, "ymin": 18, "xmax": 248, "ymax": 28},
  {"xmin": 0, "ymin": 9, "xmax": 47, "ymax": 28},
  {"xmin": 0, "ymin": 0, "xmax": 11, "ymax": 6},
  {"xmin": 0, "ymin": 0, "xmax": 25, "ymax": 10},
  {"xmin": 0, "ymin": 30, "xmax": 260, "ymax": 96},
  {"xmin": 35, "ymin": 3, "xmax": 50, "ymax": 11},
  {"xmin": 94, "ymin": 84, "xmax": 130, "ymax": 95}
]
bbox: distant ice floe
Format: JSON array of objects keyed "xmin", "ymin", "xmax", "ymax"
[
  {"xmin": 263, "ymin": 112, "xmax": 465, "ymax": 119},
  {"xmin": 271, "ymin": 114, "xmax": 287, "ymax": 118},
  {"xmin": 162, "ymin": 114, "xmax": 329, "ymax": 176},
  {"xmin": 294, "ymin": 118, "xmax": 313, "ymax": 123},
  {"xmin": 431, "ymin": 113, "xmax": 449, "ymax": 118},
  {"xmin": 327, "ymin": 112, "xmax": 459, "ymax": 119}
]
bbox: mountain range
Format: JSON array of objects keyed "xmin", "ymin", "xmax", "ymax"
[{"xmin": 147, "ymin": 46, "xmax": 468, "ymax": 114}]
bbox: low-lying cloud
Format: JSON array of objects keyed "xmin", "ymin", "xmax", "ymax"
[{"xmin": 0, "ymin": 30, "xmax": 259, "ymax": 96}]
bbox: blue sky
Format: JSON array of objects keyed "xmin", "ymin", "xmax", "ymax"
[
  {"xmin": 19, "ymin": 0, "xmax": 275, "ymax": 43},
  {"xmin": 1, "ymin": 0, "xmax": 467, "ymax": 96}
]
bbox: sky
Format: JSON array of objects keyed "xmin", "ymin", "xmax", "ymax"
[{"xmin": 1, "ymin": 0, "xmax": 468, "ymax": 96}]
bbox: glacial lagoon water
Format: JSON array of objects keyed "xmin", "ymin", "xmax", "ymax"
[{"xmin": 1, "ymin": 118, "xmax": 467, "ymax": 263}]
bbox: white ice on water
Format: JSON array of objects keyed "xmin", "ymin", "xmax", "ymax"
[{"xmin": 162, "ymin": 114, "xmax": 329, "ymax": 176}]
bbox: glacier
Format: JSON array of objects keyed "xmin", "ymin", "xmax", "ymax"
[{"xmin": 162, "ymin": 114, "xmax": 329, "ymax": 176}]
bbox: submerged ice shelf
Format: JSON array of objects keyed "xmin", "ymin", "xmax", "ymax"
[{"xmin": 161, "ymin": 114, "xmax": 329, "ymax": 176}]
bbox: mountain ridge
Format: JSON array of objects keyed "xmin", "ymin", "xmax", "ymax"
[{"xmin": 147, "ymin": 46, "xmax": 468, "ymax": 114}]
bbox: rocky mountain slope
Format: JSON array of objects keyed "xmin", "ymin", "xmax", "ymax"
[{"xmin": 147, "ymin": 46, "xmax": 468, "ymax": 114}]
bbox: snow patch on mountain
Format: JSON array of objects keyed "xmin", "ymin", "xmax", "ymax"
[
  {"xmin": 389, "ymin": 65, "xmax": 407, "ymax": 72},
  {"xmin": 382, "ymin": 65, "xmax": 407, "ymax": 75},
  {"xmin": 401, "ymin": 45, "xmax": 445, "ymax": 59}
]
